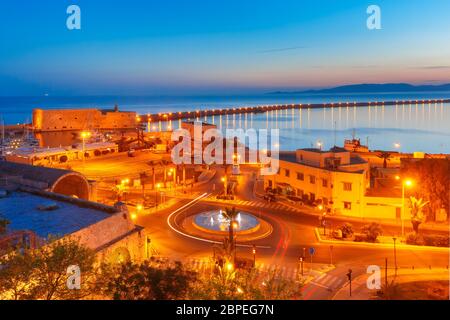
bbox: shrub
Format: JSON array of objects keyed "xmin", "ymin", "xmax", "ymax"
[
  {"xmin": 406, "ymin": 232, "xmax": 424, "ymax": 246},
  {"xmin": 361, "ymin": 223, "xmax": 383, "ymax": 243},
  {"xmin": 423, "ymin": 235, "xmax": 449, "ymax": 247},
  {"xmin": 339, "ymin": 223, "xmax": 354, "ymax": 239}
]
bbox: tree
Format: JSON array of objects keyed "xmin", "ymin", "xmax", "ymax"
[
  {"xmin": 377, "ymin": 152, "xmax": 392, "ymax": 168},
  {"xmin": 0, "ymin": 250, "xmax": 36, "ymax": 300},
  {"xmin": 0, "ymin": 237, "xmax": 97, "ymax": 300},
  {"xmin": 410, "ymin": 197, "xmax": 429, "ymax": 234},
  {"xmin": 190, "ymin": 266, "xmax": 303, "ymax": 300},
  {"xmin": 339, "ymin": 223, "xmax": 354, "ymax": 239},
  {"xmin": 221, "ymin": 207, "xmax": 239, "ymax": 259},
  {"xmin": 100, "ymin": 258, "xmax": 197, "ymax": 300},
  {"xmin": 402, "ymin": 159, "xmax": 450, "ymax": 221},
  {"xmin": 362, "ymin": 223, "xmax": 383, "ymax": 243},
  {"xmin": 0, "ymin": 216, "xmax": 10, "ymax": 235}
]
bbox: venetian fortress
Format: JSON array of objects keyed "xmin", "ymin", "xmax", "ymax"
[{"xmin": 32, "ymin": 106, "xmax": 137, "ymax": 132}]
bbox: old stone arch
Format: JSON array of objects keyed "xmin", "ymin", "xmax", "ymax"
[
  {"xmin": 50, "ymin": 173, "xmax": 90, "ymax": 200},
  {"xmin": 109, "ymin": 247, "xmax": 131, "ymax": 264}
]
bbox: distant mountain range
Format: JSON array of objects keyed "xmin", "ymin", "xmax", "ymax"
[{"xmin": 269, "ymin": 83, "xmax": 450, "ymax": 95}]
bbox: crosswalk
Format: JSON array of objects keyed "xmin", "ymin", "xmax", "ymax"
[
  {"xmin": 308, "ymin": 272, "xmax": 345, "ymax": 291},
  {"xmin": 185, "ymin": 258, "xmax": 305, "ymax": 282},
  {"xmin": 205, "ymin": 198, "xmax": 302, "ymax": 213}
]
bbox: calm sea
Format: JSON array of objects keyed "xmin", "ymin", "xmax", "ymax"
[{"xmin": 1, "ymin": 92, "xmax": 450, "ymax": 153}]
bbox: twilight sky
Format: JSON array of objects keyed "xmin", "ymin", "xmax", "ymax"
[{"xmin": 1, "ymin": 0, "xmax": 450, "ymax": 96}]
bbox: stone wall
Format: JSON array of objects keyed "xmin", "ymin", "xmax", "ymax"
[{"xmin": 33, "ymin": 108, "xmax": 137, "ymax": 132}]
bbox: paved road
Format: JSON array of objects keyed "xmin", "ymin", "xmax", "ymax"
[{"xmin": 134, "ymin": 165, "xmax": 449, "ymax": 300}]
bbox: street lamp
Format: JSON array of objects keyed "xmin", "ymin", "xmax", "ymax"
[
  {"xmin": 396, "ymin": 176, "xmax": 414, "ymax": 237},
  {"xmin": 317, "ymin": 141, "xmax": 323, "ymax": 151},
  {"xmin": 80, "ymin": 131, "xmax": 91, "ymax": 163},
  {"xmin": 392, "ymin": 237, "xmax": 398, "ymax": 276},
  {"xmin": 252, "ymin": 245, "xmax": 256, "ymax": 268}
]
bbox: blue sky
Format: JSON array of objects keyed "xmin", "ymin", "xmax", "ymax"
[{"xmin": 1, "ymin": 0, "xmax": 450, "ymax": 96}]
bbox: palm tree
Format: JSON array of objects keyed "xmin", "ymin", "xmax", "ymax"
[
  {"xmin": 221, "ymin": 207, "xmax": 239, "ymax": 257},
  {"xmin": 410, "ymin": 197, "xmax": 429, "ymax": 234},
  {"xmin": 377, "ymin": 152, "xmax": 392, "ymax": 168}
]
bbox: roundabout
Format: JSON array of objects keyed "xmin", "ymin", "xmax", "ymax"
[{"xmin": 167, "ymin": 199, "xmax": 274, "ymax": 245}]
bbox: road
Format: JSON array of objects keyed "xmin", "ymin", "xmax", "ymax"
[{"xmin": 134, "ymin": 165, "xmax": 449, "ymax": 300}]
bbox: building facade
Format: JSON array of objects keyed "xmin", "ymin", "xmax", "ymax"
[{"xmin": 264, "ymin": 147, "xmax": 410, "ymax": 220}]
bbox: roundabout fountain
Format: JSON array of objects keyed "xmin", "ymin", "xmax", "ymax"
[{"xmin": 169, "ymin": 206, "xmax": 274, "ymax": 243}]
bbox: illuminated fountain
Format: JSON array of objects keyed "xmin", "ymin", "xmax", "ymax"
[{"xmin": 193, "ymin": 209, "xmax": 259, "ymax": 233}]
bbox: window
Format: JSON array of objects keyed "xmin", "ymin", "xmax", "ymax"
[
  {"xmin": 285, "ymin": 169, "xmax": 290, "ymax": 177},
  {"xmin": 322, "ymin": 179, "xmax": 328, "ymax": 188},
  {"xmin": 297, "ymin": 172, "xmax": 304, "ymax": 181},
  {"xmin": 343, "ymin": 182, "xmax": 352, "ymax": 191},
  {"xmin": 309, "ymin": 175, "xmax": 316, "ymax": 184},
  {"xmin": 343, "ymin": 202, "xmax": 352, "ymax": 210}
]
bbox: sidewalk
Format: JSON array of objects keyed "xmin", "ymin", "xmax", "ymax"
[
  {"xmin": 314, "ymin": 228, "xmax": 449, "ymax": 252},
  {"xmin": 254, "ymin": 178, "xmax": 449, "ymax": 233},
  {"xmin": 332, "ymin": 268, "xmax": 449, "ymax": 300}
]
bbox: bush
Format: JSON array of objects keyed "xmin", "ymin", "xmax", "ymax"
[
  {"xmin": 361, "ymin": 223, "xmax": 383, "ymax": 243},
  {"xmin": 406, "ymin": 232, "xmax": 421, "ymax": 245},
  {"xmin": 339, "ymin": 223, "xmax": 354, "ymax": 239},
  {"xmin": 423, "ymin": 235, "xmax": 449, "ymax": 247}
]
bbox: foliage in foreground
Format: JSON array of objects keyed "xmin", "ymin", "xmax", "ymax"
[
  {"xmin": 0, "ymin": 237, "xmax": 96, "ymax": 300},
  {"xmin": 0, "ymin": 239, "xmax": 303, "ymax": 300}
]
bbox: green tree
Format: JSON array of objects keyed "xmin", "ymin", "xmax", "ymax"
[
  {"xmin": 339, "ymin": 223, "xmax": 354, "ymax": 239},
  {"xmin": 402, "ymin": 159, "xmax": 450, "ymax": 221},
  {"xmin": 0, "ymin": 250, "xmax": 36, "ymax": 300},
  {"xmin": 377, "ymin": 152, "xmax": 392, "ymax": 168},
  {"xmin": 101, "ymin": 258, "xmax": 197, "ymax": 300},
  {"xmin": 0, "ymin": 237, "xmax": 97, "ymax": 300},
  {"xmin": 221, "ymin": 207, "xmax": 239, "ymax": 258},
  {"xmin": 362, "ymin": 223, "xmax": 383, "ymax": 242},
  {"xmin": 190, "ymin": 266, "xmax": 303, "ymax": 300},
  {"xmin": 410, "ymin": 197, "xmax": 429, "ymax": 234}
]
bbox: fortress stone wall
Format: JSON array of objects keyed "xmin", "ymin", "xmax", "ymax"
[{"xmin": 33, "ymin": 108, "xmax": 137, "ymax": 132}]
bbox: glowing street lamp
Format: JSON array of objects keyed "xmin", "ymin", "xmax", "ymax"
[
  {"xmin": 396, "ymin": 176, "xmax": 414, "ymax": 237},
  {"xmin": 80, "ymin": 131, "xmax": 91, "ymax": 163},
  {"xmin": 394, "ymin": 142, "xmax": 401, "ymax": 150},
  {"xmin": 252, "ymin": 245, "xmax": 256, "ymax": 267},
  {"xmin": 317, "ymin": 141, "xmax": 323, "ymax": 151}
]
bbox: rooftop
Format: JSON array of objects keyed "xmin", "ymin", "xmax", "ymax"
[{"xmin": 0, "ymin": 191, "xmax": 111, "ymax": 238}]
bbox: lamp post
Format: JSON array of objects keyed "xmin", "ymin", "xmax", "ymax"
[
  {"xmin": 81, "ymin": 131, "xmax": 91, "ymax": 164},
  {"xmin": 396, "ymin": 176, "xmax": 413, "ymax": 237},
  {"xmin": 252, "ymin": 245, "xmax": 256, "ymax": 268},
  {"xmin": 393, "ymin": 237, "xmax": 398, "ymax": 276}
]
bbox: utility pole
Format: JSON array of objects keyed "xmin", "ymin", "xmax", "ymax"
[
  {"xmin": 385, "ymin": 258, "xmax": 388, "ymax": 290},
  {"xmin": 329, "ymin": 245, "xmax": 334, "ymax": 266}
]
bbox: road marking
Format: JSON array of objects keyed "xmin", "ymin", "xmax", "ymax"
[{"xmin": 167, "ymin": 193, "xmax": 270, "ymax": 249}]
